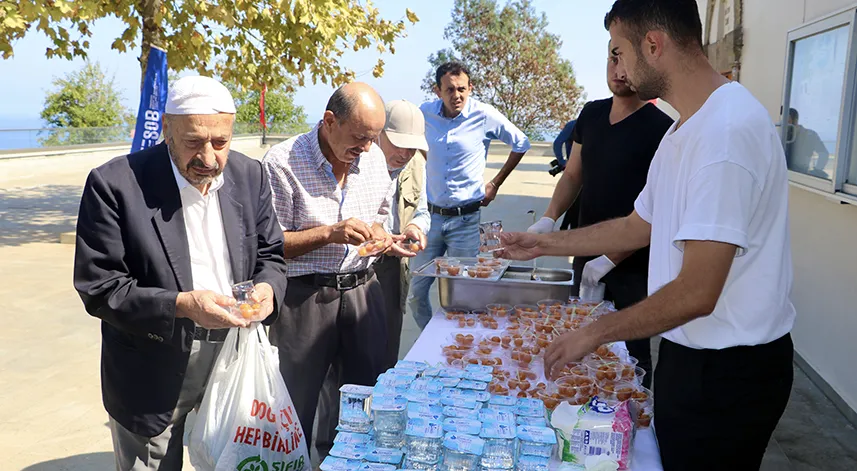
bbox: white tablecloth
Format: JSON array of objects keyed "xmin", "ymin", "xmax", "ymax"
[{"xmin": 404, "ymin": 313, "xmax": 664, "ymax": 471}]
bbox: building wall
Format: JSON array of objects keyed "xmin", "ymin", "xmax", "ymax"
[{"xmin": 720, "ymin": 0, "xmax": 857, "ymax": 413}]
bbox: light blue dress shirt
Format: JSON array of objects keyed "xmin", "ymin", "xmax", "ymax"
[{"xmin": 420, "ymin": 97, "xmax": 531, "ymax": 208}]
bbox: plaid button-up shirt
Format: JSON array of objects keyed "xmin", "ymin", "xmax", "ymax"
[{"xmin": 263, "ymin": 124, "xmax": 395, "ymax": 277}]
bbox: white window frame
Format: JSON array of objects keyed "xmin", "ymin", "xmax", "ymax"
[{"xmin": 781, "ymin": 8, "xmax": 857, "ymax": 202}]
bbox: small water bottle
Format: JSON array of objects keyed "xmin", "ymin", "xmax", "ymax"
[
  {"xmin": 371, "ymin": 395, "xmax": 408, "ymax": 448},
  {"xmin": 440, "ymin": 432, "xmax": 485, "ymax": 471},
  {"xmin": 404, "ymin": 417, "xmax": 443, "ymax": 465},
  {"xmin": 516, "ymin": 454, "xmax": 551, "ymax": 471},
  {"xmin": 337, "ymin": 385, "xmax": 373, "ymax": 433},
  {"xmin": 480, "ymin": 421, "xmax": 517, "ymax": 469},
  {"xmin": 516, "ymin": 425, "xmax": 558, "ymax": 459}
]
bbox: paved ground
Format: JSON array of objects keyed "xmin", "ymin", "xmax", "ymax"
[{"xmin": 1, "ymin": 142, "xmax": 855, "ymax": 470}]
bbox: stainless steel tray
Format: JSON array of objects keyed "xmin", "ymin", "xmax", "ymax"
[
  {"xmin": 436, "ymin": 265, "xmax": 575, "ymax": 310},
  {"xmin": 411, "ymin": 257, "xmax": 512, "ymax": 282}
]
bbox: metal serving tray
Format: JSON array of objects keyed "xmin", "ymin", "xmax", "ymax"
[
  {"xmin": 411, "ymin": 257, "xmax": 513, "ymax": 282},
  {"xmin": 436, "ymin": 265, "xmax": 574, "ymax": 311}
]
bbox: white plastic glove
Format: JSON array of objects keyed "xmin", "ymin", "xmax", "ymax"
[
  {"xmin": 581, "ymin": 255, "xmax": 616, "ymax": 286},
  {"xmin": 527, "ymin": 216, "xmax": 556, "ymax": 234}
]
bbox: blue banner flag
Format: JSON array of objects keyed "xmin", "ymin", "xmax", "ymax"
[{"xmin": 131, "ymin": 46, "xmax": 168, "ymax": 152}]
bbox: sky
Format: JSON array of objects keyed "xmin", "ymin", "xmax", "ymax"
[{"xmin": 0, "ymin": 0, "xmax": 615, "ymax": 129}]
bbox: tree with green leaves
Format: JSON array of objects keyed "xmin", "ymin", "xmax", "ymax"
[
  {"xmin": 39, "ymin": 62, "xmax": 133, "ymax": 146},
  {"xmin": 422, "ymin": 0, "xmax": 583, "ymax": 140},
  {"xmin": 1, "ymin": 1, "xmax": 419, "ymax": 90},
  {"xmin": 229, "ymin": 82, "xmax": 309, "ymax": 135}
]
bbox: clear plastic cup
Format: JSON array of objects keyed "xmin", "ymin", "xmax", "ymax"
[
  {"xmin": 585, "ymin": 358, "xmax": 621, "ymax": 382},
  {"xmin": 590, "ymin": 344, "xmax": 621, "ymax": 362},
  {"xmin": 474, "ymin": 266, "xmax": 494, "ymax": 278},
  {"xmin": 569, "ymin": 374, "xmax": 597, "ymax": 404},
  {"xmin": 442, "ymin": 307, "xmax": 469, "ymax": 321},
  {"xmin": 635, "ymin": 395, "xmax": 654, "ymax": 428},
  {"xmin": 596, "ymin": 380, "xmax": 637, "ymax": 407},
  {"xmin": 479, "ymin": 220, "xmax": 503, "ymax": 253},
  {"xmin": 441, "ymin": 344, "xmax": 472, "ymax": 365},
  {"xmin": 463, "ymin": 353, "xmax": 505, "ymax": 369},
  {"xmin": 618, "ymin": 358, "xmax": 639, "ymax": 381},
  {"xmin": 476, "ymin": 313, "xmax": 500, "ymax": 330},
  {"xmin": 230, "ymin": 281, "xmax": 262, "ymax": 319},
  {"xmin": 555, "ymin": 361, "xmax": 582, "ymax": 378},
  {"xmin": 447, "ymin": 332, "xmax": 480, "ymax": 347},
  {"xmin": 474, "ymin": 341, "xmax": 499, "ymax": 356},
  {"xmin": 444, "ymin": 260, "xmax": 463, "ymax": 276},
  {"xmin": 613, "ymin": 381, "xmax": 639, "ymax": 402},
  {"xmin": 509, "ymin": 349, "xmax": 536, "ymax": 368},
  {"xmin": 537, "ymin": 387, "xmax": 563, "ymax": 411},
  {"xmin": 357, "ymin": 239, "xmax": 387, "ymax": 257},
  {"xmin": 504, "ymin": 321, "xmax": 523, "ymax": 336},
  {"xmin": 631, "ymin": 386, "xmax": 653, "ymax": 406},
  {"xmin": 486, "ymin": 303, "xmax": 513, "ymax": 318},
  {"xmin": 514, "ymin": 304, "xmax": 540, "ymax": 318},
  {"xmin": 532, "ymin": 318, "xmax": 556, "ymax": 335},
  {"xmin": 632, "ymin": 367, "xmax": 647, "ymax": 387},
  {"xmin": 452, "ymin": 315, "xmax": 479, "ymax": 329},
  {"xmin": 533, "ymin": 332, "xmax": 553, "ymax": 350},
  {"xmin": 488, "ymin": 379, "xmax": 511, "ymax": 396},
  {"xmin": 482, "ymin": 332, "xmax": 504, "ymax": 346}
]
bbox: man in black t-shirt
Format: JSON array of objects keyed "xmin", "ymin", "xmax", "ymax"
[{"xmin": 528, "ymin": 42, "xmax": 673, "ymax": 387}]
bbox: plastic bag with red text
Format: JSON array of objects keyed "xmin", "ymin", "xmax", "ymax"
[{"xmin": 188, "ymin": 324, "xmax": 309, "ymax": 471}]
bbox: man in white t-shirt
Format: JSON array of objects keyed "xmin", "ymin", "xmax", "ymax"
[{"xmin": 498, "ymin": 1, "xmax": 795, "ymax": 469}]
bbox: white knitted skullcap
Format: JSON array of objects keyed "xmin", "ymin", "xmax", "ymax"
[{"xmin": 165, "ymin": 76, "xmax": 236, "ymax": 115}]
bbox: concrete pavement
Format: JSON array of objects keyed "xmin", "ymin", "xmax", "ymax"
[{"xmin": 1, "ymin": 141, "xmax": 855, "ymax": 470}]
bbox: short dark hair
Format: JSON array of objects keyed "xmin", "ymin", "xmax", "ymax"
[
  {"xmin": 326, "ymin": 85, "xmax": 359, "ymax": 120},
  {"xmin": 788, "ymin": 108, "xmax": 799, "ymax": 122},
  {"xmin": 435, "ymin": 61, "xmax": 471, "ymax": 88},
  {"xmin": 604, "ymin": 0, "xmax": 704, "ymax": 52}
]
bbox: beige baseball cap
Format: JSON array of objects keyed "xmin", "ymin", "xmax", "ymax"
[{"xmin": 384, "ymin": 99, "xmax": 428, "ymax": 152}]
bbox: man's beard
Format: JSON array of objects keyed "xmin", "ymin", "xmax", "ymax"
[
  {"xmin": 629, "ymin": 57, "xmax": 669, "ymax": 102},
  {"xmin": 168, "ymin": 141, "xmax": 222, "ymax": 186},
  {"xmin": 609, "ymin": 80, "xmax": 636, "ymax": 98}
]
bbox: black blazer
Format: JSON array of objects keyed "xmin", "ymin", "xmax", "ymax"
[{"xmin": 73, "ymin": 142, "xmax": 288, "ymax": 437}]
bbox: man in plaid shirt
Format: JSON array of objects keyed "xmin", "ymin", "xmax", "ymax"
[{"xmin": 262, "ymin": 82, "xmax": 396, "ymax": 458}]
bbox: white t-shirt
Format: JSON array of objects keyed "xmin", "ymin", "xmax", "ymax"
[{"xmin": 633, "ymin": 82, "xmax": 796, "ymax": 349}]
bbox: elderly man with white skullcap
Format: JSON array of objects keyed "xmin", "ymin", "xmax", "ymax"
[{"xmin": 73, "ymin": 75, "xmax": 288, "ymax": 470}]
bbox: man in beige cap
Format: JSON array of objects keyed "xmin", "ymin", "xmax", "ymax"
[
  {"xmin": 73, "ymin": 75, "xmax": 288, "ymax": 469},
  {"xmin": 374, "ymin": 99, "xmax": 430, "ymax": 368}
]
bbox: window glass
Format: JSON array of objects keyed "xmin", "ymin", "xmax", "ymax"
[{"xmin": 784, "ymin": 25, "xmax": 849, "ymax": 181}]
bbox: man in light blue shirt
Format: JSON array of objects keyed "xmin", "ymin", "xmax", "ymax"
[{"xmin": 408, "ymin": 61, "xmax": 531, "ymax": 329}]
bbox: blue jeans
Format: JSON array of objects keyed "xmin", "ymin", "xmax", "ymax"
[{"xmin": 407, "ymin": 210, "xmax": 481, "ymax": 329}]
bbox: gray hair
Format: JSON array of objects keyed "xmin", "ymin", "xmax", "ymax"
[{"xmin": 325, "ymin": 85, "xmax": 360, "ymax": 121}]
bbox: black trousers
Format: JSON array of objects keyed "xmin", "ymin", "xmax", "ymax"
[
  {"xmin": 375, "ymin": 254, "xmax": 404, "ymax": 370},
  {"xmin": 572, "ymin": 257, "xmax": 652, "ymax": 389},
  {"xmin": 270, "ymin": 273, "xmax": 388, "ymax": 459},
  {"xmin": 655, "ymin": 334, "xmax": 794, "ymax": 471}
]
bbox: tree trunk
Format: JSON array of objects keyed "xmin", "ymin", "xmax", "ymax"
[{"xmin": 138, "ymin": 0, "xmax": 165, "ymax": 90}]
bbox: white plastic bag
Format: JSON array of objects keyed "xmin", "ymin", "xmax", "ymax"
[{"xmin": 188, "ymin": 324, "xmax": 310, "ymax": 471}]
